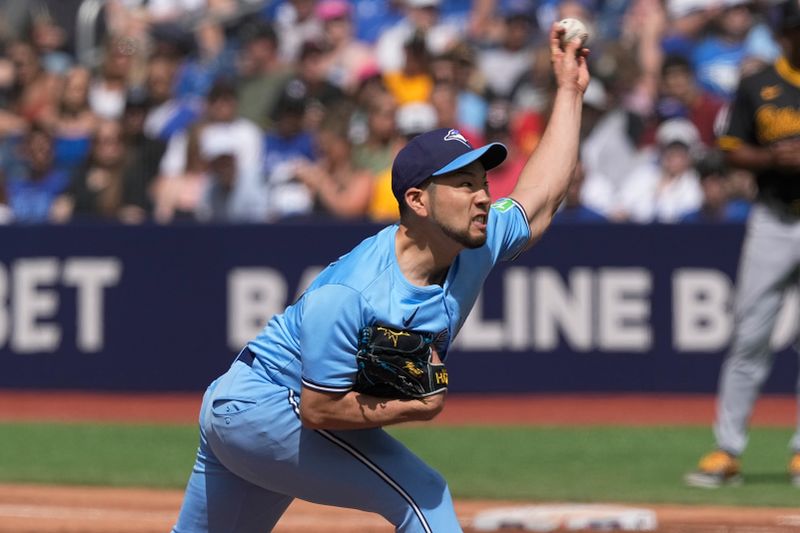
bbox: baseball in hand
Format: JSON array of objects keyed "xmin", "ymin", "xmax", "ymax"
[{"xmin": 557, "ymin": 18, "xmax": 589, "ymax": 48}]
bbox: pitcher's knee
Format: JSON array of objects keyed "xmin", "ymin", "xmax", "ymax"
[
  {"xmin": 420, "ymin": 468, "xmax": 448, "ymax": 494},
  {"xmin": 393, "ymin": 473, "xmax": 459, "ymax": 532},
  {"xmin": 396, "ymin": 502, "xmax": 460, "ymax": 533}
]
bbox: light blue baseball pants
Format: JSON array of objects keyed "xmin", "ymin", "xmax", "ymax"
[{"xmin": 171, "ymin": 361, "xmax": 461, "ymax": 532}]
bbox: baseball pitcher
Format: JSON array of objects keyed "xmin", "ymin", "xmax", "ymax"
[{"xmin": 171, "ymin": 24, "xmax": 589, "ymax": 532}]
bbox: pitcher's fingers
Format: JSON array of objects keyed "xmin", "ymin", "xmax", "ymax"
[
  {"xmin": 550, "ymin": 22, "xmax": 565, "ymax": 55},
  {"xmin": 563, "ymin": 33, "xmax": 583, "ymax": 56}
]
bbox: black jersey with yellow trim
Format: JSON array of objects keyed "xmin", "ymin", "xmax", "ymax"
[{"xmin": 719, "ymin": 57, "xmax": 800, "ymax": 205}]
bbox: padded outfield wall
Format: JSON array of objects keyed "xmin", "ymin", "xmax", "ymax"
[{"xmin": 0, "ymin": 222, "xmax": 797, "ymax": 393}]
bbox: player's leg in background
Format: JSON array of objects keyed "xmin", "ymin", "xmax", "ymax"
[
  {"xmin": 790, "ymin": 344, "xmax": 800, "ymax": 485},
  {"xmin": 206, "ymin": 388, "xmax": 460, "ymax": 533},
  {"xmin": 171, "ymin": 378, "xmax": 293, "ymax": 533},
  {"xmin": 788, "ymin": 264, "xmax": 800, "ymax": 455},
  {"xmin": 791, "ymin": 351, "xmax": 800, "ymax": 453},
  {"xmin": 715, "ymin": 204, "xmax": 800, "ymax": 455}
]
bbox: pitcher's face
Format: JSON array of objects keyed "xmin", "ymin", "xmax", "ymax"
[{"xmin": 426, "ymin": 161, "xmax": 491, "ymax": 249}]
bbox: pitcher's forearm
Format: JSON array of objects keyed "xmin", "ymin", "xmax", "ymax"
[
  {"xmin": 299, "ymin": 386, "xmax": 446, "ymax": 430},
  {"xmin": 510, "ymin": 88, "xmax": 583, "ymax": 236}
]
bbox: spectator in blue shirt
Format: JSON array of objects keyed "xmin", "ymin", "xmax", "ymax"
[
  {"xmin": 691, "ymin": 0, "xmax": 754, "ymax": 100},
  {"xmin": 142, "ymin": 54, "xmax": 203, "ymax": 142},
  {"xmin": 352, "ymin": 0, "xmax": 405, "ymax": 43},
  {"xmin": 262, "ymin": 85, "xmax": 318, "ymax": 221},
  {"xmin": 48, "ymin": 66, "xmax": 96, "ymax": 174},
  {"xmin": 4, "ymin": 126, "xmax": 69, "ymax": 223}
]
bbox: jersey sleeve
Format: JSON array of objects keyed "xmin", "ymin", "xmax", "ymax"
[
  {"xmin": 299, "ymin": 284, "xmax": 371, "ymax": 393},
  {"xmin": 486, "ymin": 197, "xmax": 532, "ymax": 263},
  {"xmin": 718, "ymin": 78, "xmax": 756, "ymax": 151}
]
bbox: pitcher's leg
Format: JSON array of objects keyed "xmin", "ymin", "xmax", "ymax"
[
  {"xmin": 301, "ymin": 426, "xmax": 460, "ymax": 533},
  {"xmin": 172, "ymin": 444, "xmax": 292, "ymax": 533},
  {"xmin": 208, "ymin": 389, "xmax": 460, "ymax": 532},
  {"xmin": 172, "ymin": 383, "xmax": 293, "ymax": 533}
]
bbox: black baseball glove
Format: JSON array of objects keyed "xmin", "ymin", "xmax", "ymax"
[{"xmin": 353, "ymin": 324, "xmax": 448, "ymax": 399}]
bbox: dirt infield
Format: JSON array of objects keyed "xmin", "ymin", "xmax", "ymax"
[
  {"xmin": 0, "ymin": 391, "xmax": 794, "ymax": 426},
  {"xmin": 1, "ymin": 483, "xmax": 800, "ymax": 533},
  {"xmin": 0, "ymin": 392, "xmax": 796, "ymax": 532}
]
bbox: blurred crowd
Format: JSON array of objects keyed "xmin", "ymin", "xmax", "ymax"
[{"xmin": 0, "ymin": 0, "xmax": 782, "ymax": 225}]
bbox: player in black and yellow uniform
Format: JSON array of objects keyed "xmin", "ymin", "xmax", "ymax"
[
  {"xmin": 686, "ymin": 0, "xmax": 800, "ymax": 488},
  {"xmin": 718, "ymin": 40, "xmax": 800, "ymax": 212}
]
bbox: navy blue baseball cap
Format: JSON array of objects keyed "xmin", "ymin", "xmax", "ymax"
[{"xmin": 391, "ymin": 128, "xmax": 508, "ymax": 204}]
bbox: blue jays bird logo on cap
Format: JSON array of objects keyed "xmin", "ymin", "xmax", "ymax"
[
  {"xmin": 391, "ymin": 127, "xmax": 507, "ymax": 202},
  {"xmin": 443, "ymin": 129, "xmax": 471, "ymax": 147}
]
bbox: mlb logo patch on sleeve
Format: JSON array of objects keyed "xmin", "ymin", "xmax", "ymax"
[{"xmin": 491, "ymin": 198, "xmax": 516, "ymax": 212}]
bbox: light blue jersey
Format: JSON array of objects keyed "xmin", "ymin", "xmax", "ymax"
[
  {"xmin": 248, "ymin": 197, "xmax": 530, "ymax": 395},
  {"xmin": 172, "ymin": 198, "xmax": 530, "ymax": 533}
]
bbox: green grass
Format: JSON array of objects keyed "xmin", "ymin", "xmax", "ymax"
[
  {"xmin": 0, "ymin": 422, "xmax": 197, "ymax": 488},
  {"xmin": 390, "ymin": 425, "xmax": 798, "ymax": 506},
  {"xmin": 0, "ymin": 422, "xmax": 797, "ymax": 506}
]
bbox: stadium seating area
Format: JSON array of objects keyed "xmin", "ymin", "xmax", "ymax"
[{"xmin": 0, "ymin": 0, "xmax": 776, "ymax": 225}]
